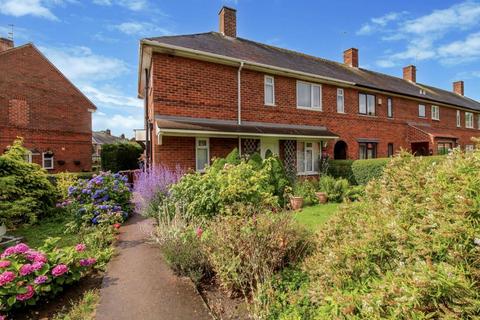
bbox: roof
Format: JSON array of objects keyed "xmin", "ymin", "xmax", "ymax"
[
  {"xmin": 145, "ymin": 32, "xmax": 480, "ymax": 111},
  {"xmin": 408, "ymin": 124, "xmax": 459, "ymax": 140},
  {"xmin": 92, "ymin": 131, "xmax": 127, "ymax": 144},
  {"xmin": 155, "ymin": 115, "xmax": 338, "ymax": 139}
]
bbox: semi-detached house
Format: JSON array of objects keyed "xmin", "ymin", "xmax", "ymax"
[{"xmin": 138, "ymin": 6, "xmax": 480, "ymax": 176}]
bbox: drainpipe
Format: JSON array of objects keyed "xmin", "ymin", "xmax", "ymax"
[
  {"xmin": 144, "ymin": 67, "xmax": 150, "ymax": 170},
  {"xmin": 237, "ymin": 61, "xmax": 244, "ymax": 125}
]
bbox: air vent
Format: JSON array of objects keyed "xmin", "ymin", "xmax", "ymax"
[{"xmin": 419, "ymin": 89, "xmax": 426, "ymax": 95}]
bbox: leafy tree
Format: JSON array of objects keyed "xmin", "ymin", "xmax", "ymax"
[{"xmin": 100, "ymin": 141, "xmax": 143, "ymax": 172}]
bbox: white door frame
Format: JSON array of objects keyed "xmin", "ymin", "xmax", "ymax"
[{"xmin": 260, "ymin": 137, "xmax": 279, "ymax": 159}]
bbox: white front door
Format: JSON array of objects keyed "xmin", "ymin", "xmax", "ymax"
[{"xmin": 260, "ymin": 138, "xmax": 279, "ymax": 159}]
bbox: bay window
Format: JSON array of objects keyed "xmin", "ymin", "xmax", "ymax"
[
  {"xmin": 195, "ymin": 138, "xmax": 209, "ymax": 172},
  {"xmin": 297, "ymin": 81, "xmax": 322, "ymax": 110}
]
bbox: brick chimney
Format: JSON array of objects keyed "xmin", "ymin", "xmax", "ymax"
[
  {"xmin": 219, "ymin": 6, "xmax": 236, "ymax": 38},
  {"xmin": 0, "ymin": 37, "xmax": 14, "ymax": 53},
  {"xmin": 403, "ymin": 65, "xmax": 416, "ymax": 83},
  {"xmin": 343, "ymin": 48, "xmax": 358, "ymax": 68},
  {"xmin": 453, "ymin": 80, "xmax": 464, "ymax": 96}
]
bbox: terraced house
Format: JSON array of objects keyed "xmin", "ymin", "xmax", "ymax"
[{"xmin": 138, "ymin": 6, "xmax": 480, "ymax": 175}]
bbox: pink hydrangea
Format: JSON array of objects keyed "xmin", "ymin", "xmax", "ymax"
[
  {"xmin": 19, "ymin": 264, "xmax": 34, "ymax": 276},
  {"xmin": 79, "ymin": 258, "xmax": 97, "ymax": 267},
  {"xmin": 32, "ymin": 261, "xmax": 45, "ymax": 271},
  {"xmin": 34, "ymin": 275, "xmax": 48, "ymax": 285},
  {"xmin": 16, "ymin": 285, "xmax": 35, "ymax": 301},
  {"xmin": 0, "ymin": 271, "xmax": 16, "ymax": 286},
  {"xmin": 0, "ymin": 260, "xmax": 11, "ymax": 268},
  {"xmin": 25, "ymin": 250, "xmax": 47, "ymax": 263},
  {"xmin": 13, "ymin": 243, "xmax": 29, "ymax": 254},
  {"xmin": 75, "ymin": 243, "xmax": 86, "ymax": 252},
  {"xmin": 52, "ymin": 264, "xmax": 68, "ymax": 277},
  {"xmin": 0, "ymin": 314, "xmax": 5, "ymax": 320},
  {"xmin": 1, "ymin": 247, "xmax": 15, "ymax": 258}
]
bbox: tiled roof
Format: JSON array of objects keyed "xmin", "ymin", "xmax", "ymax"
[
  {"xmin": 92, "ymin": 131, "xmax": 126, "ymax": 145},
  {"xmin": 146, "ymin": 32, "xmax": 480, "ymax": 111}
]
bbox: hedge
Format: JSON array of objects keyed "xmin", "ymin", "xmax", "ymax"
[
  {"xmin": 101, "ymin": 142, "xmax": 143, "ymax": 173},
  {"xmin": 329, "ymin": 155, "xmax": 446, "ymax": 185},
  {"xmin": 47, "ymin": 172, "xmax": 96, "ymax": 185}
]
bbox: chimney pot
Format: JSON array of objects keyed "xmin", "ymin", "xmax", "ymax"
[
  {"xmin": 219, "ymin": 6, "xmax": 237, "ymax": 38},
  {"xmin": 343, "ymin": 48, "xmax": 358, "ymax": 68},
  {"xmin": 403, "ymin": 65, "xmax": 416, "ymax": 83},
  {"xmin": 0, "ymin": 37, "xmax": 14, "ymax": 53},
  {"xmin": 453, "ymin": 81, "xmax": 464, "ymax": 96}
]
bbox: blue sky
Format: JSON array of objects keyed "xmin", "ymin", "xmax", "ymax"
[{"xmin": 1, "ymin": 0, "xmax": 480, "ymax": 137}]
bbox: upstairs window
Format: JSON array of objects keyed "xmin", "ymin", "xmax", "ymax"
[
  {"xmin": 359, "ymin": 93, "xmax": 375, "ymax": 115},
  {"xmin": 297, "ymin": 81, "xmax": 322, "ymax": 110},
  {"xmin": 337, "ymin": 88, "xmax": 345, "ymax": 113},
  {"xmin": 264, "ymin": 75, "xmax": 275, "ymax": 106},
  {"xmin": 195, "ymin": 138, "xmax": 209, "ymax": 172},
  {"xmin": 466, "ymin": 112, "xmax": 474, "ymax": 128},
  {"xmin": 431, "ymin": 105, "xmax": 440, "ymax": 120},
  {"xmin": 387, "ymin": 98, "xmax": 393, "ymax": 118},
  {"xmin": 42, "ymin": 152, "xmax": 54, "ymax": 170},
  {"xmin": 457, "ymin": 110, "xmax": 461, "ymax": 127},
  {"xmin": 418, "ymin": 104, "xmax": 426, "ymax": 118}
]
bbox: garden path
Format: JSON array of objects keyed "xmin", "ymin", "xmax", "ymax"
[{"xmin": 95, "ymin": 214, "xmax": 212, "ymax": 320}]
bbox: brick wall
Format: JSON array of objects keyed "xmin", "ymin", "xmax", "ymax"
[{"xmin": 0, "ymin": 44, "xmax": 94, "ymax": 172}]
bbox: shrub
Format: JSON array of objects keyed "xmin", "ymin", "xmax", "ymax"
[
  {"xmin": 327, "ymin": 160, "xmax": 355, "ymax": 184},
  {"xmin": 0, "ymin": 139, "xmax": 56, "ymax": 227},
  {"xmin": 293, "ymin": 180, "xmax": 318, "ymax": 206},
  {"xmin": 351, "ymin": 158, "xmax": 388, "ymax": 185},
  {"xmin": 203, "ymin": 213, "xmax": 312, "ymax": 296},
  {"xmin": 100, "ymin": 142, "xmax": 143, "ymax": 172},
  {"xmin": 318, "ymin": 175, "xmax": 353, "ymax": 203},
  {"xmin": 54, "ymin": 172, "xmax": 78, "ymax": 200}
]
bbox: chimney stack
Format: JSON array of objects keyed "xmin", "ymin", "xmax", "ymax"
[
  {"xmin": 343, "ymin": 48, "xmax": 358, "ymax": 68},
  {"xmin": 105, "ymin": 129, "xmax": 111, "ymax": 135},
  {"xmin": 453, "ymin": 81, "xmax": 464, "ymax": 96},
  {"xmin": 403, "ymin": 65, "xmax": 416, "ymax": 83},
  {"xmin": 219, "ymin": 6, "xmax": 237, "ymax": 38},
  {"xmin": 0, "ymin": 37, "xmax": 14, "ymax": 53}
]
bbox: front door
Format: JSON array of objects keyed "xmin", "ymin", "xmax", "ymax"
[{"xmin": 260, "ymin": 138, "xmax": 279, "ymax": 159}]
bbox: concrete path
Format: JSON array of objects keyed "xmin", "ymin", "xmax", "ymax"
[{"xmin": 96, "ymin": 214, "xmax": 212, "ymax": 320}]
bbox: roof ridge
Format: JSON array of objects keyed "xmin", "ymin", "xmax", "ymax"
[{"xmin": 146, "ymin": 31, "xmax": 216, "ymax": 41}]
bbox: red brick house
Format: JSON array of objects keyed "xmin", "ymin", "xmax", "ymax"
[
  {"xmin": 0, "ymin": 38, "xmax": 95, "ymax": 173},
  {"xmin": 138, "ymin": 7, "xmax": 480, "ymax": 175}
]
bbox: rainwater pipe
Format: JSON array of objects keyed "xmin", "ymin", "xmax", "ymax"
[{"xmin": 237, "ymin": 61, "xmax": 245, "ymax": 125}]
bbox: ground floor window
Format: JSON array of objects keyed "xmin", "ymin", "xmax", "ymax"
[
  {"xmin": 296, "ymin": 141, "xmax": 320, "ymax": 174},
  {"xmin": 437, "ymin": 142, "xmax": 453, "ymax": 155},
  {"xmin": 195, "ymin": 138, "xmax": 209, "ymax": 172},
  {"xmin": 387, "ymin": 143, "xmax": 394, "ymax": 157},
  {"xmin": 358, "ymin": 142, "xmax": 377, "ymax": 159},
  {"xmin": 465, "ymin": 144, "xmax": 475, "ymax": 152},
  {"xmin": 42, "ymin": 152, "xmax": 54, "ymax": 169}
]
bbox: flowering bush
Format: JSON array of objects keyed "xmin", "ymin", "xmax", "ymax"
[
  {"xmin": 0, "ymin": 241, "xmax": 97, "ymax": 314},
  {"xmin": 61, "ymin": 172, "xmax": 132, "ymax": 228}
]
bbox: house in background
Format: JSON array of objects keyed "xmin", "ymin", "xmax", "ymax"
[
  {"xmin": 138, "ymin": 7, "xmax": 480, "ymax": 175},
  {"xmin": 0, "ymin": 38, "xmax": 95, "ymax": 173},
  {"xmin": 92, "ymin": 129, "xmax": 127, "ymax": 168}
]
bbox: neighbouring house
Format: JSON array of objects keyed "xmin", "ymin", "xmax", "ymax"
[
  {"xmin": 137, "ymin": 6, "xmax": 480, "ymax": 176},
  {"xmin": 0, "ymin": 38, "xmax": 95, "ymax": 173},
  {"xmin": 92, "ymin": 129, "xmax": 127, "ymax": 167}
]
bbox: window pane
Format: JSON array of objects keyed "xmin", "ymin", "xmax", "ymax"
[
  {"xmin": 306, "ymin": 149, "xmax": 313, "ymax": 172},
  {"xmin": 313, "ymin": 142, "xmax": 320, "ymax": 172},
  {"xmin": 297, "ymin": 142, "xmax": 305, "ymax": 172},
  {"xmin": 419, "ymin": 105, "xmax": 425, "ymax": 117},
  {"xmin": 197, "ymin": 139, "xmax": 207, "ymax": 147},
  {"xmin": 312, "ymin": 85, "xmax": 321, "ymax": 108},
  {"xmin": 196, "ymin": 149, "xmax": 208, "ymax": 170},
  {"xmin": 359, "ymin": 144, "xmax": 366, "ymax": 159},
  {"xmin": 265, "ymin": 85, "xmax": 274, "ymax": 105},
  {"xmin": 337, "ymin": 89, "xmax": 344, "ymax": 113},
  {"xmin": 367, "ymin": 95, "xmax": 375, "ymax": 114},
  {"xmin": 387, "ymin": 98, "xmax": 393, "ymax": 118},
  {"xmin": 297, "ymin": 82, "xmax": 311, "ymax": 107},
  {"xmin": 359, "ymin": 94, "xmax": 366, "ymax": 114}
]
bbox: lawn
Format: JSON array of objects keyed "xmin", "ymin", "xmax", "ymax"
[{"xmin": 294, "ymin": 203, "xmax": 339, "ymax": 230}]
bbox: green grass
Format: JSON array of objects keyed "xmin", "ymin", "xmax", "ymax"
[
  {"xmin": 10, "ymin": 212, "xmax": 79, "ymax": 248},
  {"xmin": 52, "ymin": 289, "xmax": 100, "ymax": 320},
  {"xmin": 294, "ymin": 203, "xmax": 339, "ymax": 231}
]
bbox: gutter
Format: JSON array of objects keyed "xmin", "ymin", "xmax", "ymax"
[{"xmin": 237, "ymin": 61, "xmax": 244, "ymax": 125}]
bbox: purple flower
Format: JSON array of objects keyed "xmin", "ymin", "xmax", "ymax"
[
  {"xmin": 34, "ymin": 275, "xmax": 48, "ymax": 284},
  {"xmin": 75, "ymin": 243, "xmax": 86, "ymax": 252},
  {"xmin": 0, "ymin": 271, "xmax": 16, "ymax": 286},
  {"xmin": 19, "ymin": 264, "xmax": 34, "ymax": 276},
  {"xmin": 52, "ymin": 264, "xmax": 68, "ymax": 277},
  {"xmin": 16, "ymin": 285, "xmax": 35, "ymax": 301},
  {"xmin": 79, "ymin": 258, "xmax": 97, "ymax": 267},
  {"xmin": 0, "ymin": 260, "xmax": 11, "ymax": 268}
]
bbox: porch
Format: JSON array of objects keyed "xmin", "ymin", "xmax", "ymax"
[{"xmin": 408, "ymin": 124, "xmax": 458, "ymax": 156}]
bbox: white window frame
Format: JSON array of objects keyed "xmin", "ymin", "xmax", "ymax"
[
  {"xmin": 24, "ymin": 151, "xmax": 33, "ymax": 163},
  {"xmin": 466, "ymin": 144, "xmax": 475, "ymax": 152},
  {"xmin": 457, "ymin": 110, "xmax": 461, "ymax": 127},
  {"xmin": 358, "ymin": 93, "xmax": 375, "ymax": 115},
  {"xmin": 431, "ymin": 105, "xmax": 440, "ymax": 120},
  {"xmin": 466, "ymin": 112, "xmax": 474, "ymax": 128},
  {"xmin": 387, "ymin": 98, "xmax": 393, "ymax": 118},
  {"xmin": 264, "ymin": 75, "xmax": 275, "ymax": 106},
  {"xmin": 42, "ymin": 152, "xmax": 54, "ymax": 170},
  {"xmin": 296, "ymin": 141, "xmax": 320, "ymax": 175},
  {"xmin": 336, "ymin": 88, "xmax": 345, "ymax": 113},
  {"xmin": 195, "ymin": 138, "xmax": 210, "ymax": 172},
  {"xmin": 296, "ymin": 81, "xmax": 322, "ymax": 111},
  {"xmin": 418, "ymin": 104, "xmax": 426, "ymax": 118}
]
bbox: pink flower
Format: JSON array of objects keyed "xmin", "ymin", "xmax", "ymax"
[
  {"xmin": 16, "ymin": 285, "xmax": 35, "ymax": 301},
  {"xmin": 79, "ymin": 258, "xmax": 97, "ymax": 267},
  {"xmin": 25, "ymin": 250, "xmax": 47, "ymax": 263},
  {"xmin": 31, "ymin": 261, "xmax": 44, "ymax": 271},
  {"xmin": 0, "ymin": 261, "xmax": 11, "ymax": 268},
  {"xmin": 51, "ymin": 264, "xmax": 68, "ymax": 277},
  {"xmin": 34, "ymin": 275, "xmax": 48, "ymax": 285},
  {"xmin": 0, "ymin": 271, "xmax": 16, "ymax": 286},
  {"xmin": 19, "ymin": 264, "xmax": 34, "ymax": 276},
  {"xmin": 13, "ymin": 243, "xmax": 29, "ymax": 254},
  {"xmin": 0, "ymin": 314, "xmax": 6, "ymax": 320},
  {"xmin": 75, "ymin": 243, "xmax": 86, "ymax": 252},
  {"xmin": 196, "ymin": 227, "xmax": 203, "ymax": 239},
  {"xmin": 113, "ymin": 223, "xmax": 121, "ymax": 229}
]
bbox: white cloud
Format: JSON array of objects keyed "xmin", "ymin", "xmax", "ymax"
[
  {"xmin": 112, "ymin": 21, "xmax": 171, "ymax": 36},
  {"xmin": 437, "ymin": 31, "xmax": 480, "ymax": 64},
  {"xmin": 82, "ymin": 86, "xmax": 142, "ymax": 109},
  {"xmin": 0, "ymin": 0, "xmax": 58, "ymax": 20},
  {"xmin": 92, "ymin": 0, "xmax": 148, "ymax": 11},
  {"xmin": 357, "ymin": 11, "xmax": 407, "ymax": 35},
  {"xmin": 93, "ymin": 113, "xmax": 143, "ymax": 136}
]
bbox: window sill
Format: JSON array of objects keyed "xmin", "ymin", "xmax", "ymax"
[
  {"xmin": 296, "ymin": 172, "xmax": 319, "ymax": 176},
  {"xmin": 337, "ymin": 111, "xmax": 346, "ymax": 114},
  {"xmin": 264, "ymin": 104, "xmax": 277, "ymax": 107},
  {"xmin": 358, "ymin": 113, "xmax": 377, "ymax": 118},
  {"xmin": 432, "ymin": 118, "xmax": 440, "ymax": 121},
  {"xmin": 297, "ymin": 106, "xmax": 322, "ymax": 112}
]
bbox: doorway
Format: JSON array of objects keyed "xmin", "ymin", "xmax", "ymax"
[
  {"xmin": 411, "ymin": 142, "xmax": 429, "ymax": 156},
  {"xmin": 334, "ymin": 140, "xmax": 348, "ymax": 159},
  {"xmin": 260, "ymin": 138, "xmax": 279, "ymax": 159}
]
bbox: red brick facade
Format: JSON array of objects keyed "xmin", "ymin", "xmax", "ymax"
[{"xmin": 0, "ymin": 43, "xmax": 95, "ymax": 173}]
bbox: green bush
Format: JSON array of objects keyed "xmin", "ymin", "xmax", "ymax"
[
  {"xmin": 327, "ymin": 160, "xmax": 355, "ymax": 184},
  {"xmin": 270, "ymin": 150, "xmax": 480, "ymax": 319},
  {"xmin": 100, "ymin": 142, "xmax": 143, "ymax": 172},
  {"xmin": 351, "ymin": 158, "xmax": 389, "ymax": 185},
  {"xmin": 293, "ymin": 180, "xmax": 318, "ymax": 206},
  {"xmin": 0, "ymin": 139, "xmax": 57, "ymax": 227},
  {"xmin": 318, "ymin": 175, "xmax": 355, "ymax": 203},
  {"xmin": 203, "ymin": 213, "xmax": 312, "ymax": 296}
]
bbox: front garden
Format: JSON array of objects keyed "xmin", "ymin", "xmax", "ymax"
[{"xmin": 0, "ymin": 139, "xmax": 133, "ymax": 319}]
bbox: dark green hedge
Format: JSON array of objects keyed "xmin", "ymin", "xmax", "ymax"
[
  {"xmin": 101, "ymin": 142, "xmax": 143, "ymax": 173},
  {"xmin": 327, "ymin": 160, "xmax": 355, "ymax": 184}
]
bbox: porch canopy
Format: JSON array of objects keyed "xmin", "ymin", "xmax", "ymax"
[
  {"xmin": 408, "ymin": 124, "xmax": 458, "ymax": 143},
  {"xmin": 155, "ymin": 115, "xmax": 338, "ymax": 141}
]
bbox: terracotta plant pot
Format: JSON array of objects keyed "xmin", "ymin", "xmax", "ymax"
[
  {"xmin": 290, "ymin": 196, "xmax": 304, "ymax": 210},
  {"xmin": 315, "ymin": 192, "xmax": 328, "ymax": 204}
]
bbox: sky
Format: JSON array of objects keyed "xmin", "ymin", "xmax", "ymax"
[{"xmin": 1, "ymin": 0, "xmax": 480, "ymax": 137}]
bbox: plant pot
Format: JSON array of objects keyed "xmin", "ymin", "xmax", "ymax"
[
  {"xmin": 290, "ymin": 196, "xmax": 304, "ymax": 210},
  {"xmin": 315, "ymin": 192, "xmax": 328, "ymax": 204},
  {"xmin": 0, "ymin": 224, "xmax": 6, "ymax": 239}
]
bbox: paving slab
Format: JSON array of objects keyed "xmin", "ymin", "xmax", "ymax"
[{"xmin": 96, "ymin": 214, "xmax": 212, "ymax": 320}]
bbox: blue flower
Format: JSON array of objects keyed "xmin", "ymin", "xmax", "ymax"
[{"xmin": 91, "ymin": 217, "xmax": 99, "ymax": 225}]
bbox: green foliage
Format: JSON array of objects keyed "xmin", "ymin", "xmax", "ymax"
[
  {"xmin": 100, "ymin": 141, "xmax": 143, "ymax": 172},
  {"xmin": 203, "ymin": 213, "xmax": 313, "ymax": 296},
  {"xmin": 327, "ymin": 160, "xmax": 355, "ymax": 184},
  {"xmin": 0, "ymin": 138, "xmax": 57, "ymax": 227},
  {"xmin": 52, "ymin": 289, "xmax": 99, "ymax": 320},
  {"xmin": 317, "ymin": 175, "xmax": 358, "ymax": 203},
  {"xmin": 210, "ymin": 148, "xmax": 241, "ymax": 171},
  {"xmin": 293, "ymin": 180, "xmax": 318, "ymax": 205},
  {"xmin": 55, "ymin": 172, "xmax": 79, "ymax": 200},
  {"xmin": 351, "ymin": 158, "xmax": 389, "ymax": 185}
]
